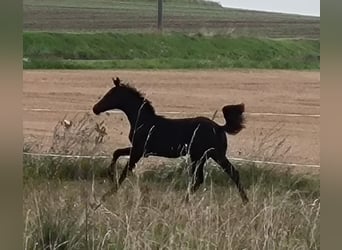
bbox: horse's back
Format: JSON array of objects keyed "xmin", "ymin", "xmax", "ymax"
[{"xmin": 159, "ymin": 116, "xmax": 220, "ymax": 136}]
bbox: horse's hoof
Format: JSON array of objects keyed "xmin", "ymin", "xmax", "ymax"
[
  {"xmin": 90, "ymin": 201, "xmax": 102, "ymax": 211},
  {"xmin": 242, "ymin": 196, "xmax": 249, "ymax": 205},
  {"xmin": 182, "ymin": 193, "xmax": 190, "ymax": 204},
  {"xmin": 107, "ymin": 170, "xmax": 115, "ymax": 183}
]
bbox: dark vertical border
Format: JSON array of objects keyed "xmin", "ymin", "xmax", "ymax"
[
  {"xmin": 321, "ymin": 0, "xmax": 341, "ymax": 249},
  {"xmin": 0, "ymin": 0, "xmax": 22, "ymax": 248}
]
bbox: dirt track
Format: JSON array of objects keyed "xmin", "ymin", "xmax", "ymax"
[{"xmin": 23, "ymin": 69, "xmax": 320, "ymax": 170}]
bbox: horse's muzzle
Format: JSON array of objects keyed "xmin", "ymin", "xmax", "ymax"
[{"xmin": 93, "ymin": 105, "xmax": 100, "ymax": 115}]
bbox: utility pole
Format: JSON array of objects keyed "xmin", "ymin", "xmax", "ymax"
[{"xmin": 157, "ymin": 0, "xmax": 163, "ymax": 31}]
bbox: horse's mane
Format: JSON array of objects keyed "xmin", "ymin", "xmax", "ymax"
[{"xmin": 121, "ymin": 83, "xmax": 156, "ymax": 114}]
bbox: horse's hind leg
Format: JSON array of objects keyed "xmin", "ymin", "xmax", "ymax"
[
  {"xmin": 213, "ymin": 155, "xmax": 249, "ymax": 204},
  {"xmin": 190, "ymin": 159, "xmax": 206, "ymax": 193},
  {"xmin": 183, "ymin": 152, "xmax": 209, "ymax": 202},
  {"xmin": 109, "ymin": 147, "xmax": 131, "ymax": 181}
]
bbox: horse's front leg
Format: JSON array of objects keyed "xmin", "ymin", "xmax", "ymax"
[
  {"xmin": 118, "ymin": 146, "xmax": 143, "ymax": 186},
  {"xmin": 100, "ymin": 147, "xmax": 132, "ymax": 204},
  {"xmin": 109, "ymin": 147, "xmax": 131, "ymax": 182}
]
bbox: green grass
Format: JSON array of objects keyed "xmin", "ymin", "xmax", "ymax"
[
  {"xmin": 23, "ymin": 32, "xmax": 320, "ymax": 70},
  {"xmin": 23, "ymin": 155, "xmax": 319, "ymax": 195}
]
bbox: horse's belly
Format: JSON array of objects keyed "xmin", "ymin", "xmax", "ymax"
[{"xmin": 144, "ymin": 143, "xmax": 187, "ymax": 158}]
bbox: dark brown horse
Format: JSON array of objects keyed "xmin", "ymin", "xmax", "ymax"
[{"xmin": 93, "ymin": 77, "xmax": 248, "ymax": 203}]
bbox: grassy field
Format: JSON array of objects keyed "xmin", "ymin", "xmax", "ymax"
[
  {"xmin": 23, "ymin": 113, "xmax": 320, "ymax": 249},
  {"xmin": 23, "ymin": 32, "xmax": 320, "ymax": 70},
  {"xmin": 23, "ymin": 0, "xmax": 320, "ymax": 38},
  {"xmin": 23, "ymin": 155, "xmax": 320, "ymax": 249},
  {"xmin": 23, "ymin": 0, "xmax": 320, "ymax": 70}
]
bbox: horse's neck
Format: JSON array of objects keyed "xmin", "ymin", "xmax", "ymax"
[{"xmin": 121, "ymin": 99, "xmax": 155, "ymax": 129}]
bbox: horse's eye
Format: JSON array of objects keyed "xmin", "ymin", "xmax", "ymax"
[{"xmin": 98, "ymin": 96, "xmax": 101, "ymax": 100}]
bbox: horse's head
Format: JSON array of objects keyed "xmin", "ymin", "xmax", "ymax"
[{"xmin": 93, "ymin": 77, "xmax": 127, "ymax": 115}]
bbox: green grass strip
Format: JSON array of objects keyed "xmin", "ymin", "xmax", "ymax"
[{"xmin": 24, "ymin": 32, "xmax": 320, "ymax": 70}]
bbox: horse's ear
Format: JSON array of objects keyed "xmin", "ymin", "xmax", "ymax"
[{"xmin": 112, "ymin": 77, "xmax": 121, "ymax": 87}]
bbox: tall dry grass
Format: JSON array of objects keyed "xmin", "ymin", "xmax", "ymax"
[
  {"xmin": 23, "ymin": 179, "xmax": 319, "ymax": 249},
  {"xmin": 23, "ymin": 113, "xmax": 320, "ymax": 249}
]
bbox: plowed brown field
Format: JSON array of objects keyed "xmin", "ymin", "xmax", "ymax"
[{"xmin": 23, "ymin": 69, "xmax": 320, "ymax": 171}]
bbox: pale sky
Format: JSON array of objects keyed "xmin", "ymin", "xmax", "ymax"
[{"xmin": 214, "ymin": 0, "xmax": 320, "ymax": 17}]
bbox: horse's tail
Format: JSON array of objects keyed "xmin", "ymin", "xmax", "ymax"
[{"xmin": 221, "ymin": 103, "xmax": 245, "ymax": 135}]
